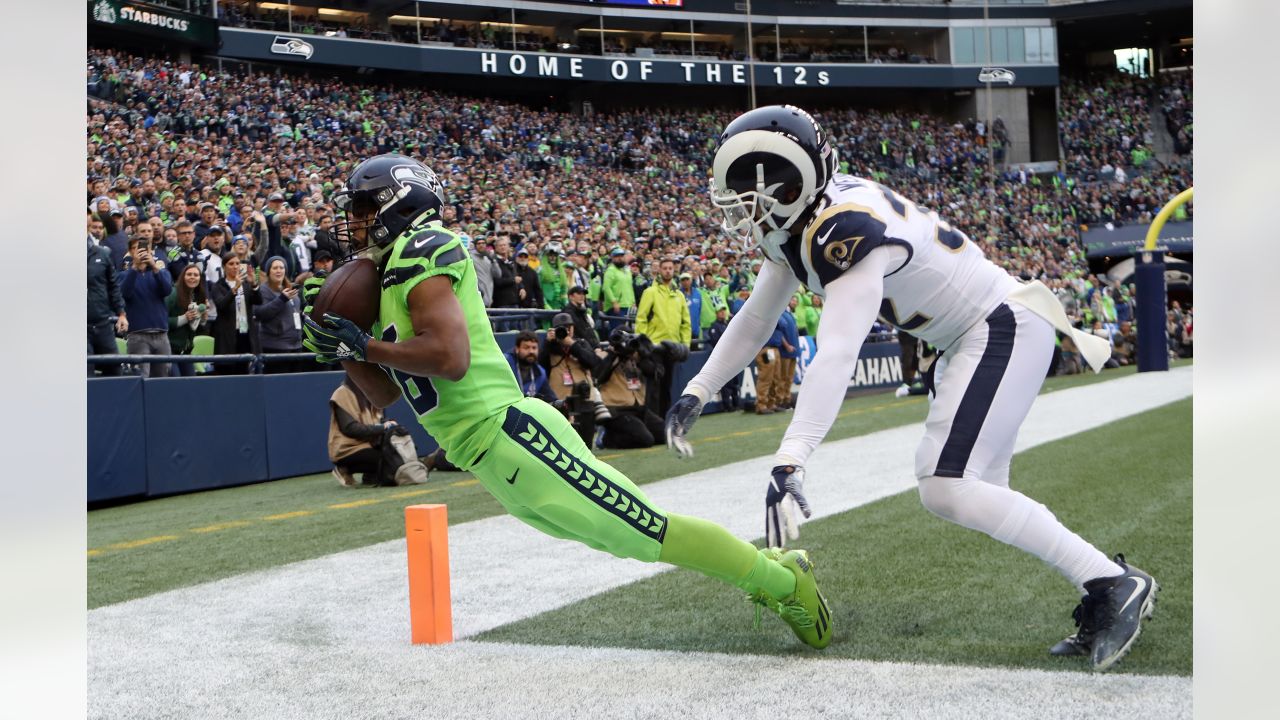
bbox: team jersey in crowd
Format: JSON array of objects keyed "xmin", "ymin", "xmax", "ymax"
[
  {"xmin": 768, "ymin": 173, "xmax": 1016, "ymax": 351},
  {"xmin": 373, "ymin": 223, "xmax": 523, "ymax": 466}
]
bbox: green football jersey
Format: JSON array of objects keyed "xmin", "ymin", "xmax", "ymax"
[{"xmin": 372, "ymin": 223, "xmax": 522, "ymax": 467}]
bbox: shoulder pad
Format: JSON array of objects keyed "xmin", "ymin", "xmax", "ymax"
[
  {"xmin": 398, "ymin": 227, "xmax": 460, "ymax": 262},
  {"xmin": 802, "ymin": 202, "xmax": 890, "ymax": 287}
]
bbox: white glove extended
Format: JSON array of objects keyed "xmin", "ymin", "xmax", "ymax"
[{"xmin": 765, "ymin": 464, "xmax": 812, "ymax": 548}]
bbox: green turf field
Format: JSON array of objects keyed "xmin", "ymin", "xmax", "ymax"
[
  {"xmin": 478, "ymin": 398, "xmax": 1192, "ymax": 676},
  {"xmin": 88, "ymin": 361, "xmax": 1188, "ymax": 609}
]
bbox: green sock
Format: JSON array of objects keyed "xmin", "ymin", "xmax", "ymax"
[{"xmin": 658, "ymin": 513, "xmax": 797, "ymax": 600}]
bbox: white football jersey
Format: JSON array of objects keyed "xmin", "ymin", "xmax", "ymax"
[{"xmin": 763, "ymin": 173, "xmax": 1016, "ymax": 350}]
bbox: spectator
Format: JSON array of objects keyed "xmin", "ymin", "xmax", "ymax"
[
  {"xmin": 507, "ymin": 330, "xmax": 557, "ymax": 404},
  {"xmin": 209, "ymin": 252, "xmax": 262, "ymax": 375},
  {"xmin": 677, "ymin": 271, "xmax": 706, "ymax": 345},
  {"xmin": 754, "ymin": 318, "xmax": 787, "ymax": 415},
  {"xmin": 94, "ymin": 200, "xmax": 129, "ymax": 271},
  {"xmin": 706, "ymin": 306, "xmax": 742, "ymax": 411},
  {"xmin": 311, "ymin": 250, "xmax": 336, "ymax": 277},
  {"xmin": 285, "ymin": 216, "xmax": 310, "ymax": 278},
  {"xmin": 775, "ymin": 297, "xmax": 801, "ymax": 410},
  {"xmin": 470, "ymin": 235, "xmax": 498, "ymax": 308},
  {"xmin": 87, "ymin": 225, "xmax": 127, "ymax": 377},
  {"xmin": 312, "ymin": 213, "xmax": 343, "ymax": 262},
  {"xmin": 327, "ymin": 377, "xmax": 425, "ymax": 487},
  {"xmin": 491, "ymin": 234, "xmax": 520, "ymax": 309},
  {"xmin": 166, "ymin": 263, "xmax": 212, "ymax": 377},
  {"xmin": 700, "ymin": 272, "xmax": 728, "ymax": 335},
  {"xmin": 602, "ymin": 247, "xmax": 636, "ymax": 321},
  {"xmin": 193, "ymin": 203, "xmax": 219, "ymax": 243},
  {"xmin": 514, "ymin": 247, "xmax": 544, "ymax": 309},
  {"xmin": 538, "ymin": 240, "xmax": 572, "ymax": 310},
  {"xmin": 164, "ymin": 220, "xmax": 200, "ymax": 281},
  {"xmin": 119, "ymin": 237, "xmax": 174, "ymax": 378},
  {"xmin": 199, "ymin": 225, "xmax": 228, "ymax": 285},
  {"xmin": 254, "ymin": 256, "xmax": 305, "ymax": 373},
  {"xmin": 562, "ymin": 285, "xmax": 598, "ymax": 347},
  {"xmin": 1112, "ymin": 320, "xmax": 1137, "ymax": 367},
  {"xmin": 635, "ymin": 257, "xmax": 691, "ymax": 416}
]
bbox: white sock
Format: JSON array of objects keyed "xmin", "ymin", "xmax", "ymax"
[{"xmin": 918, "ymin": 475, "xmax": 1124, "ymax": 591}]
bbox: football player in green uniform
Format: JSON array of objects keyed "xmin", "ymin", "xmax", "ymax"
[{"xmin": 301, "ymin": 154, "xmax": 832, "ymax": 649}]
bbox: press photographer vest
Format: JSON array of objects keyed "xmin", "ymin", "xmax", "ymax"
[
  {"xmin": 546, "ymin": 348, "xmax": 594, "ymax": 402},
  {"xmin": 597, "ymin": 350, "xmax": 646, "ymax": 408}
]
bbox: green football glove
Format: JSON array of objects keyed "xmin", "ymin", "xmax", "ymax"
[
  {"xmin": 302, "ymin": 312, "xmax": 371, "ymax": 364},
  {"xmin": 301, "ymin": 272, "xmax": 327, "ymax": 316}
]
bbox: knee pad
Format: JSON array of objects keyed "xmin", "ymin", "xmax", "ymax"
[
  {"xmin": 917, "ymin": 475, "xmax": 963, "ymax": 522},
  {"xmin": 917, "ymin": 475, "xmax": 987, "ymax": 529}
]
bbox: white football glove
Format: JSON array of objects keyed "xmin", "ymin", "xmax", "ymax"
[{"xmin": 765, "ymin": 465, "xmax": 812, "ymax": 548}]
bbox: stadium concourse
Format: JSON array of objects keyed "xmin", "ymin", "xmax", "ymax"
[
  {"xmin": 89, "ymin": 367, "xmax": 1192, "ymax": 719},
  {"xmin": 87, "ymin": 47, "xmax": 1192, "ymax": 366}
]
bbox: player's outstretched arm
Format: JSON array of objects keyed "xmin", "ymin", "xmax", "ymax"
[
  {"xmin": 366, "ymin": 275, "xmax": 471, "ymax": 382},
  {"xmin": 764, "ymin": 246, "xmax": 895, "ymax": 545},
  {"xmin": 776, "ymin": 247, "xmax": 892, "ymax": 468}
]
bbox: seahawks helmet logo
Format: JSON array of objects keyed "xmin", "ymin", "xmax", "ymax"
[{"xmin": 391, "ymin": 164, "xmax": 442, "ymax": 195}]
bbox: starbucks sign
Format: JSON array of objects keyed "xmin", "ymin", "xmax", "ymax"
[{"xmin": 88, "ymin": 0, "xmax": 215, "ymax": 46}]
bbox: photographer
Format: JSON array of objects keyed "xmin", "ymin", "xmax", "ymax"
[
  {"xmin": 592, "ymin": 327, "xmax": 671, "ymax": 449},
  {"xmin": 328, "ymin": 377, "xmax": 427, "ymax": 487},
  {"xmin": 540, "ymin": 313, "xmax": 611, "ymax": 447}
]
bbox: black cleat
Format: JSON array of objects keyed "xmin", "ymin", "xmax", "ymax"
[
  {"xmin": 1048, "ymin": 629, "xmax": 1090, "ymax": 657},
  {"xmin": 1053, "ymin": 555, "xmax": 1159, "ymax": 670}
]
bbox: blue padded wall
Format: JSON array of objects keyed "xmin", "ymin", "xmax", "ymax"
[
  {"xmin": 264, "ymin": 370, "xmax": 347, "ymax": 479},
  {"xmin": 143, "ymin": 375, "xmax": 269, "ymax": 496},
  {"xmin": 87, "ymin": 377, "xmax": 148, "ymax": 502}
]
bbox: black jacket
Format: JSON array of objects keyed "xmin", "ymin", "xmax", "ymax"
[
  {"xmin": 87, "ymin": 241, "xmax": 124, "ymax": 324},
  {"xmin": 208, "ymin": 278, "xmax": 263, "ymax": 355},
  {"xmin": 539, "ymin": 337, "xmax": 601, "ymax": 376},
  {"xmin": 516, "ymin": 263, "xmax": 543, "ymax": 309},
  {"xmin": 561, "ymin": 302, "xmax": 599, "ymax": 347},
  {"xmin": 492, "ymin": 257, "xmax": 519, "ymax": 308}
]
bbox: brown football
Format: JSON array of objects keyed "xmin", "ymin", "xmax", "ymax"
[{"xmin": 310, "ymin": 258, "xmax": 381, "ymax": 332}]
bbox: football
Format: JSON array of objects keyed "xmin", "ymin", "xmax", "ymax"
[{"xmin": 310, "ymin": 258, "xmax": 381, "ymax": 332}]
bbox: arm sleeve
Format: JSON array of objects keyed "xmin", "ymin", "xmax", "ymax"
[
  {"xmin": 493, "ymin": 264, "xmax": 514, "ymax": 289},
  {"xmin": 332, "ymin": 404, "xmax": 386, "ymax": 441},
  {"xmin": 682, "ymin": 260, "xmax": 799, "ymax": 403},
  {"xmin": 569, "ymin": 340, "xmax": 601, "ymax": 370},
  {"xmin": 602, "ymin": 271, "xmax": 617, "ymax": 306},
  {"xmin": 634, "ymin": 288, "xmax": 653, "ymax": 336},
  {"xmin": 254, "ymin": 290, "xmax": 287, "ymax": 321},
  {"xmin": 106, "ymin": 255, "xmax": 125, "ymax": 315},
  {"xmin": 535, "ymin": 376, "xmax": 558, "ymax": 405},
  {"xmin": 120, "ymin": 268, "xmax": 138, "ymax": 300},
  {"xmin": 155, "ymin": 268, "xmax": 173, "ymax": 299},
  {"xmin": 680, "ymin": 299, "xmax": 691, "ymax": 346},
  {"xmin": 773, "ymin": 246, "xmax": 896, "ymax": 467}
]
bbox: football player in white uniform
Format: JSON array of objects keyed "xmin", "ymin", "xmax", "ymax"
[{"xmin": 665, "ymin": 105, "xmax": 1157, "ymax": 671}]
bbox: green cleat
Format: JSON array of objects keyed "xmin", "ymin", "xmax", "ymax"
[{"xmin": 749, "ymin": 548, "xmax": 833, "ymax": 649}]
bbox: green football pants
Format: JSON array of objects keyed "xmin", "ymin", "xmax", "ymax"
[{"xmin": 468, "ymin": 398, "xmax": 797, "ymax": 600}]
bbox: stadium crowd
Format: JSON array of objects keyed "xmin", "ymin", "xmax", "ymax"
[{"xmin": 86, "ymin": 48, "xmax": 1192, "ymax": 384}]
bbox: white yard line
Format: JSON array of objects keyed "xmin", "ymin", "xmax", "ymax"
[{"xmin": 89, "ymin": 367, "xmax": 1192, "ymax": 719}]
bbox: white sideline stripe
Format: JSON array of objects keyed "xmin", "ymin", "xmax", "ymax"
[{"xmin": 89, "ymin": 368, "xmax": 1192, "ymax": 718}]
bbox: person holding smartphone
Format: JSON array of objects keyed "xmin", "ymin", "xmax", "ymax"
[
  {"xmin": 254, "ymin": 256, "xmax": 305, "ymax": 374},
  {"xmin": 120, "ymin": 237, "xmax": 174, "ymax": 378},
  {"xmin": 208, "ymin": 252, "xmax": 262, "ymax": 375}
]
